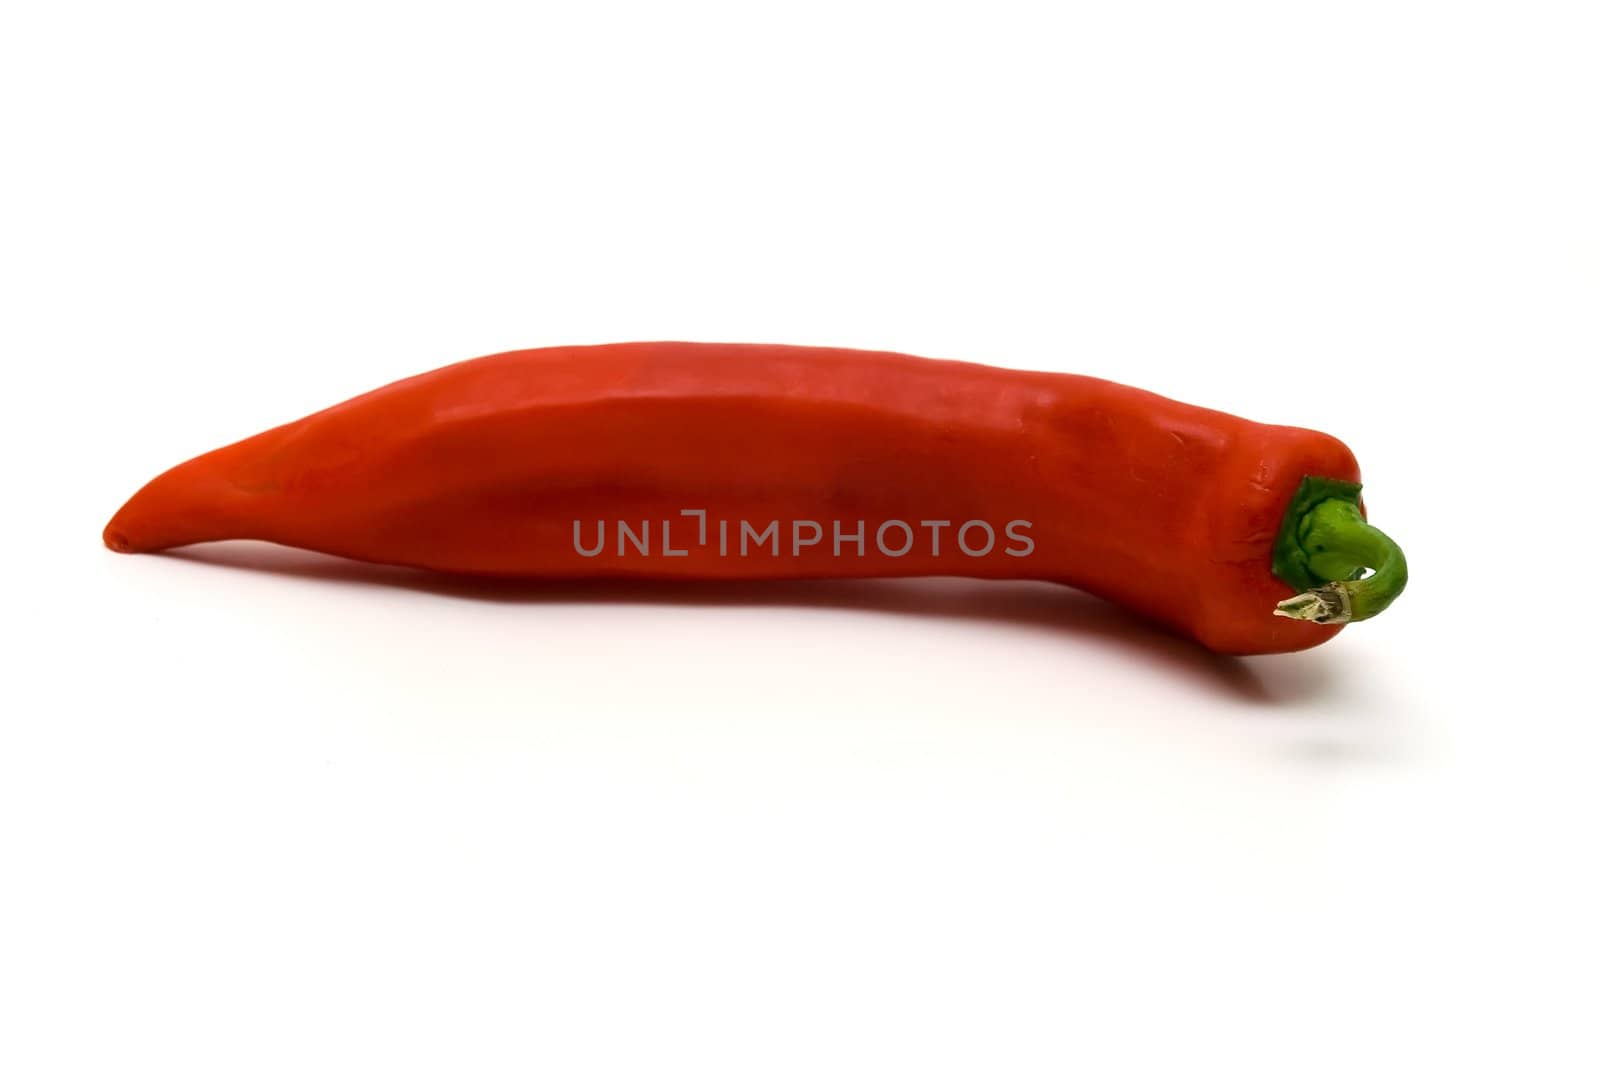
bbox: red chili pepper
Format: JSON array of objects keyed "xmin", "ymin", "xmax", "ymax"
[{"xmin": 104, "ymin": 342, "xmax": 1406, "ymax": 654}]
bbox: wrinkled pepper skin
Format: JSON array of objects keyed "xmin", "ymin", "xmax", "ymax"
[{"xmin": 105, "ymin": 342, "xmax": 1361, "ymax": 654}]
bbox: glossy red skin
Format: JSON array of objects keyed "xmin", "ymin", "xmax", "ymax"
[{"xmin": 105, "ymin": 342, "xmax": 1361, "ymax": 654}]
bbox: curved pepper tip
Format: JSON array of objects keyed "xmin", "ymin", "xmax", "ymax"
[
  {"xmin": 102, "ymin": 448, "xmax": 243, "ymax": 554},
  {"xmin": 102, "ymin": 485, "xmax": 173, "ymax": 554},
  {"xmin": 103, "ymin": 510, "xmax": 151, "ymax": 552},
  {"xmin": 103, "ymin": 500, "xmax": 144, "ymax": 552}
]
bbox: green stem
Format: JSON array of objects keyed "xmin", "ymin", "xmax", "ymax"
[{"xmin": 1271, "ymin": 477, "xmax": 1408, "ymax": 625}]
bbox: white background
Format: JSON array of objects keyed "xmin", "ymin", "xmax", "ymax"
[{"xmin": 3, "ymin": 2, "xmax": 1596, "ymax": 1063}]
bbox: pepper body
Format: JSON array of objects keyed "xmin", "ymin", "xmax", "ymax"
[{"xmin": 105, "ymin": 342, "xmax": 1361, "ymax": 654}]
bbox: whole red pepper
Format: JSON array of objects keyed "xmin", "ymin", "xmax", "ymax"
[{"xmin": 105, "ymin": 342, "xmax": 1406, "ymax": 654}]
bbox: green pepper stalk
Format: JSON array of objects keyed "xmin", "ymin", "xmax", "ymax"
[{"xmin": 1271, "ymin": 476, "xmax": 1408, "ymax": 625}]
